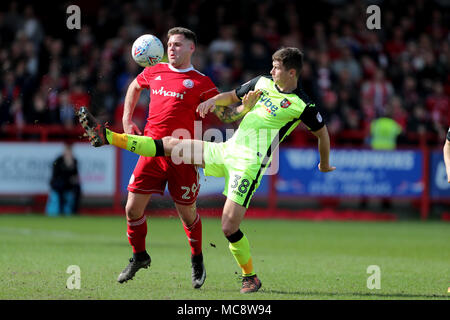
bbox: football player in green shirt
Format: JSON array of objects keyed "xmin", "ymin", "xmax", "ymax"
[{"xmin": 78, "ymin": 47, "xmax": 335, "ymax": 293}]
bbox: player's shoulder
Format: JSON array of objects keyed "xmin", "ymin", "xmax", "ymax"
[
  {"xmin": 292, "ymin": 82, "xmax": 314, "ymax": 105},
  {"xmin": 140, "ymin": 62, "xmax": 167, "ymax": 75},
  {"xmin": 253, "ymin": 75, "xmax": 272, "ymax": 84},
  {"xmin": 189, "ymin": 67, "xmax": 213, "ymax": 82}
]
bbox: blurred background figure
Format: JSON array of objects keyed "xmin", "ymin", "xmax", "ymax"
[
  {"xmin": 46, "ymin": 143, "xmax": 81, "ymax": 216},
  {"xmin": 369, "ymin": 103, "xmax": 403, "ymax": 150}
]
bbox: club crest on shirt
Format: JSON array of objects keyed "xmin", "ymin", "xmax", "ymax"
[
  {"xmin": 280, "ymin": 98, "xmax": 291, "ymax": 108},
  {"xmin": 183, "ymin": 79, "xmax": 194, "ymax": 89}
]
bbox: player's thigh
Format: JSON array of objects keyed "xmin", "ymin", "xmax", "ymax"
[
  {"xmin": 167, "ymin": 162, "xmax": 200, "ymax": 207},
  {"xmin": 165, "ymin": 138, "xmax": 205, "ymax": 167},
  {"xmin": 203, "ymin": 141, "xmax": 226, "ymax": 177},
  {"xmin": 125, "ymin": 192, "xmax": 152, "ymax": 220},
  {"xmin": 224, "ymin": 170, "xmax": 259, "ymax": 209},
  {"xmin": 221, "ymin": 198, "xmax": 247, "ymax": 236},
  {"xmin": 126, "ymin": 156, "xmax": 167, "ymax": 219},
  {"xmin": 127, "ymin": 156, "xmax": 168, "ymax": 195}
]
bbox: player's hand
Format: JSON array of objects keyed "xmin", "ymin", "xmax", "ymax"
[
  {"xmin": 123, "ymin": 119, "xmax": 142, "ymax": 135},
  {"xmin": 242, "ymin": 89, "xmax": 261, "ymax": 111},
  {"xmin": 318, "ymin": 163, "xmax": 336, "ymax": 172},
  {"xmin": 196, "ymin": 99, "xmax": 217, "ymax": 118}
]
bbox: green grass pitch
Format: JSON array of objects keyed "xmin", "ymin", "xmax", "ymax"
[{"xmin": 0, "ymin": 214, "xmax": 449, "ymax": 300}]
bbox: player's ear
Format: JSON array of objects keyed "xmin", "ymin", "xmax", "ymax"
[{"xmin": 289, "ymin": 68, "xmax": 297, "ymax": 79}]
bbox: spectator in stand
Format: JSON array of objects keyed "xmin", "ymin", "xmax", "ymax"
[
  {"xmin": 388, "ymin": 95, "xmax": 408, "ymax": 130},
  {"xmin": 369, "ymin": 106, "xmax": 402, "ymax": 151},
  {"xmin": 208, "ymin": 25, "xmax": 237, "ymax": 58},
  {"xmin": 385, "ymin": 26, "xmax": 406, "ymax": 63},
  {"xmin": 332, "ymin": 46, "xmax": 362, "ymax": 84},
  {"xmin": 59, "ymin": 91, "xmax": 76, "ymax": 129},
  {"xmin": 31, "ymin": 92, "xmax": 49, "ymax": 124},
  {"xmin": 0, "ymin": 0, "xmax": 448, "ymax": 150},
  {"xmin": 69, "ymin": 83, "xmax": 91, "ymax": 110},
  {"xmin": 427, "ymin": 81, "xmax": 450, "ymax": 137},
  {"xmin": 321, "ymin": 90, "xmax": 342, "ymax": 136},
  {"xmin": 315, "ymin": 51, "xmax": 336, "ymax": 94},
  {"xmin": 407, "ymin": 104, "xmax": 433, "ymax": 137},
  {"xmin": 204, "ymin": 51, "xmax": 231, "ymax": 86},
  {"xmin": 361, "ymin": 68, "xmax": 394, "ymax": 121},
  {"xmin": 401, "ymin": 76, "xmax": 420, "ymax": 109},
  {"xmin": 0, "ymin": 71, "xmax": 21, "ymax": 125}
]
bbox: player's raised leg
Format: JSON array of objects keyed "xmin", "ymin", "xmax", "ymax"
[
  {"xmin": 222, "ymin": 199, "xmax": 262, "ymax": 293},
  {"xmin": 117, "ymin": 192, "xmax": 152, "ymax": 283},
  {"xmin": 77, "ymin": 106, "xmax": 204, "ymax": 165},
  {"xmin": 175, "ymin": 202, "xmax": 206, "ymax": 288}
]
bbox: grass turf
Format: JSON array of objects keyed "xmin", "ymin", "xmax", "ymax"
[{"xmin": 0, "ymin": 214, "xmax": 449, "ymax": 300}]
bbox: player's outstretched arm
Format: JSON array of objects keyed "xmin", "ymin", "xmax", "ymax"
[
  {"xmin": 123, "ymin": 79, "xmax": 144, "ymax": 135},
  {"xmin": 197, "ymin": 90, "xmax": 240, "ymax": 119},
  {"xmin": 311, "ymin": 125, "xmax": 336, "ymax": 172},
  {"xmin": 211, "ymin": 90, "xmax": 261, "ymax": 123},
  {"xmin": 444, "ymin": 139, "xmax": 450, "ymax": 183}
]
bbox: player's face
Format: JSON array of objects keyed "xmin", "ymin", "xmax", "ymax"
[
  {"xmin": 167, "ymin": 34, "xmax": 194, "ymax": 68},
  {"xmin": 270, "ymin": 60, "xmax": 290, "ymax": 86}
]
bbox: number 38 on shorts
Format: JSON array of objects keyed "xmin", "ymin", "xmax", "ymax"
[{"xmin": 226, "ymin": 172, "xmax": 258, "ymax": 208}]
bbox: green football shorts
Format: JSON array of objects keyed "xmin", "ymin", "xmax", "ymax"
[{"xmin": 203, "ymin": 141, "xmax": 266, "ymax": 208}]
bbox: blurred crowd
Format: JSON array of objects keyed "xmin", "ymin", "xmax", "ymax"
[{"xmin": 0, "ymin": 0, "xmax": 448, "ymax": 146}]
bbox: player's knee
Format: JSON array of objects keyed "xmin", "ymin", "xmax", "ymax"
[
  {"xmin": 125, "ymin": 202, "xmax": 144, "ymax": 221},
  {"xmin": 162, "ymin": 136, "xmax": 180, "ymax": 154},
  {"xmin": 221, "ymin": 221, "xmax": 239, "ymax": 238}
]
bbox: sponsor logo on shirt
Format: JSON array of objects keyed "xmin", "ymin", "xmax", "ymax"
[
  {"xmin": 152, "ymin": 86, "xmax": 185, "ymax": 99},
  {"xmin": 259, "ymin": 93, "xmax": 278, "ymax": 116}
]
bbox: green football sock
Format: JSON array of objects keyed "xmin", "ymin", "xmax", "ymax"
[
  {"xmin": 105, "ymin": 128, "xmax": 161, "ymax": 157},
  {"xmin": 228, "ymin": 233, "xmax": 255, "ymax": 277}
]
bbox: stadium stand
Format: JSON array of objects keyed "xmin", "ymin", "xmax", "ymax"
[{"xmin": 0, "ymin": 0, "xmax": 448, "ymax": 219}]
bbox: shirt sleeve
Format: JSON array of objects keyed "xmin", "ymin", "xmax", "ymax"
[
  {"xmin": 136, "ymin": 68, "xmax": 152, "ymax": 89},
  {"xmin": 447, "ymin": 127, "xmax": 450, "ymax": 141},
  {"xmin": 299, "ymin": 103, "xmax": 325, "ymax": 132},
  {"xmin": 235, "ymin": 76, "xmax": 262, "ymax": 100}
]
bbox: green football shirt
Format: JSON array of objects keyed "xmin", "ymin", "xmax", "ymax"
[
  {"xmin": 227, "ymin": 75, "xmax": 324, "ymax": 165},
  {"xmin": 203, "ymin": 75, "xmax": 325, "ymax": 207}
]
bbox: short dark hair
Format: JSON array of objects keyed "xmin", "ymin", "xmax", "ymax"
[
  {"xmin": 272, "ymin": 47, "xmax": 304, "ymax": 78},
  {"xmin": 167, "ymin": 27, "xmax": 197, "ymax": 45}
]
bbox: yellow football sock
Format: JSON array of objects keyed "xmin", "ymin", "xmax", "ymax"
[
  {"xmin": 105, "ymin": 129, "xmax": 158, "ymax": 157},
  {"xmin": 228, "ymin": 234, "xmax": 255, "ymax": 277}
]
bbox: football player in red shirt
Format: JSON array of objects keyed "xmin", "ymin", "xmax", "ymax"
[{"xmin": 117, "ymin": 27, "xmax": 219, "ymax": 288}]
